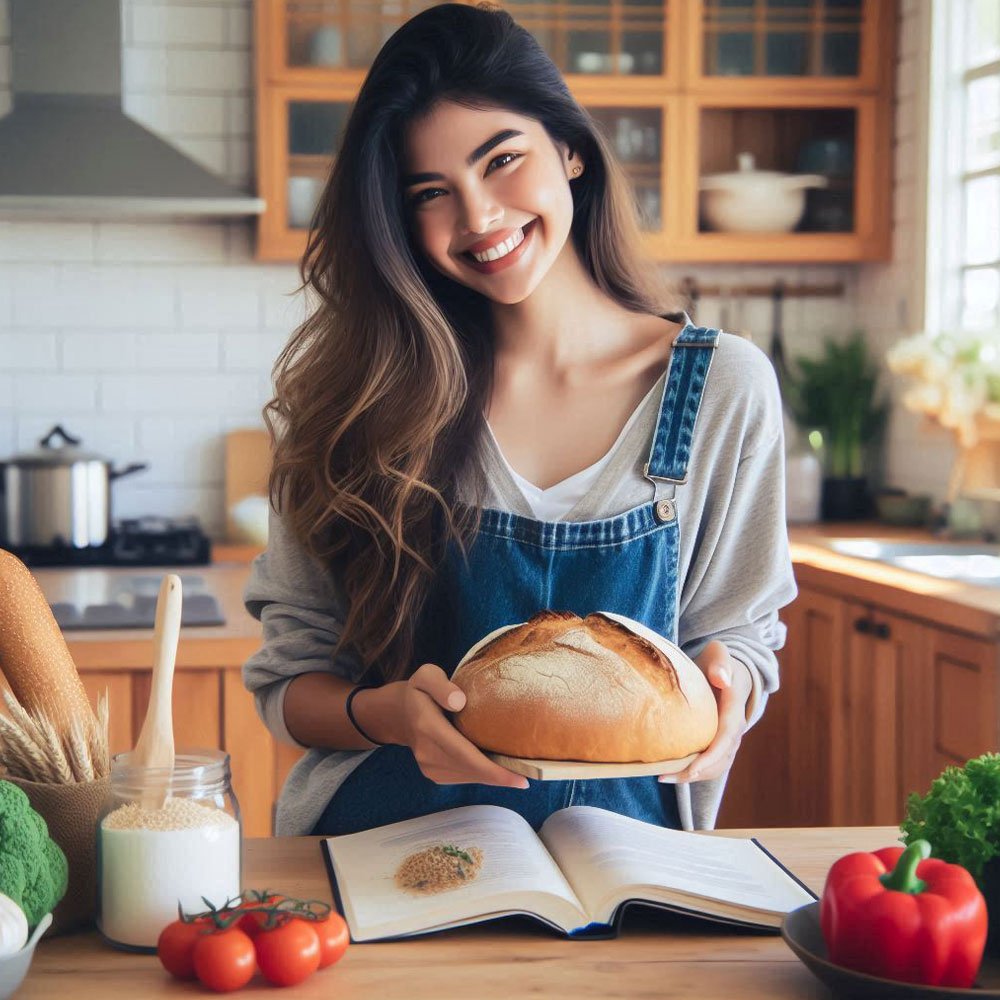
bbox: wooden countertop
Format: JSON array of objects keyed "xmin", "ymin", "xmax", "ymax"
[
  {"xmin": 33, "ymin": 563, "xmax": 262, "ymax": 669},
  {"xmin": 788, "ymin": 522, "xmax": 1000, "ymax": 638},
  {"xmin": 18, "ymin": 826, "xmax": 897, "ymax": 999}
]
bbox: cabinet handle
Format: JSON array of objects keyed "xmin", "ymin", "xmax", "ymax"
[
  {"xmin": 873, "ymin": 622, "xmax": 891, "ymax": 640},
  {"xmin": 854, "ymin": 617, "xmax": 873, "ymax": 634}
]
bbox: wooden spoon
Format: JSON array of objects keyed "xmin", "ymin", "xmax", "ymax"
[{"xmin": 132, "ymin": 574, "xmax": 182, "ymax": 810}]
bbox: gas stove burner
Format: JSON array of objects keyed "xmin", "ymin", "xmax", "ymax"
[{"xmin": 7, "ymin": 517, "xmax": 212, "ymax": 568}]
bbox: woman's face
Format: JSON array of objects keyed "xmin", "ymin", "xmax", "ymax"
[{"xmin": 402, "ymin": 102, "xmax": 579, "ymax": 305}]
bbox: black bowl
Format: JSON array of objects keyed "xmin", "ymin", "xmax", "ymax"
[{"xmin": 781, "ymin": 902, "xmax": 1000, "ymax": 998}]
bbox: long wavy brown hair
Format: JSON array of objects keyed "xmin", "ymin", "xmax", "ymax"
[{"xmin": 264, "ymin": 3, "xmax": 674, "ymax": 684}]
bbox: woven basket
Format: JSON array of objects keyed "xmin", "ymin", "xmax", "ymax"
[{"xmin": 9, "ymin": 775, "xmax": 110, "ymax": 935}]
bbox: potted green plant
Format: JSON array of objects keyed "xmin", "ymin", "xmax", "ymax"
[{"xmin": 783, "ymin": 330, "xmax": 889, "ymax": 520}]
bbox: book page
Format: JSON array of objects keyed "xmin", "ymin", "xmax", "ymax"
[
  {"xmin": 324, "ymin": 804, "xmax": 587, "ymax": 940},
  {"xmin": 539, "ymin": 806, "xmax": 813, "ymax": 925}
]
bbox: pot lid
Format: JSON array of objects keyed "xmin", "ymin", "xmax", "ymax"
[
  {"xmin": 699, "ymin": 152, "xmax": 827, "ymax": 191},
  {"xmin": 7, "ymin": 425, "xmax": 110, "ymax": 466}
]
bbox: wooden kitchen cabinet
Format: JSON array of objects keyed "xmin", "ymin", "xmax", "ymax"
[
  {"xmin": 254, "ymin": 0, "xmax": 896, "ymax": 262},
  {"xmin": 718, "ymin": 581, "xmax": 1000, "ymax": 830}
]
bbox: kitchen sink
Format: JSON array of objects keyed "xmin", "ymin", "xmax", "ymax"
[{"xmin": 828, "ymin": 538, "xmax": 1000, "ymax": 588}]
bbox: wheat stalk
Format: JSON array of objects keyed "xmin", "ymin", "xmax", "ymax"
[
  {"xmin": 0, "ymin": 712, "xmax": 52, "ymax": 782},
  {"xmin": 35, "ymin": 715, "xmax": 74, "ymax": 784},
  {"xmin": 0, "ymin": 686, "xmax": 111, "ymax": 784}
]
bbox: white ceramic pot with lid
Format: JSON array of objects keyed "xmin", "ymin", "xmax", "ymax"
[
  {"xmin": 1, "ymin": 425, "xmax": 148, "ymax": 549},
  {"xmin": 699, "ymin": 152, "xmax": 828, "ymax": 233}
]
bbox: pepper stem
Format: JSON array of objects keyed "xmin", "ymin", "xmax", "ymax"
[{"xmin": 880, "ymin": 839, "xmax": 931, "ymax": 894}]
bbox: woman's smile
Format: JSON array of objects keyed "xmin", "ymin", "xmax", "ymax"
[{"xmin": 460, "ymin": 219, "xmax": 537, "ymax": 274}]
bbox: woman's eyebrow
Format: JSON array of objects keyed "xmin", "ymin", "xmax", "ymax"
[{"xmin": 402, "ymin": 128, "xmax": 525, "ymax": 187}]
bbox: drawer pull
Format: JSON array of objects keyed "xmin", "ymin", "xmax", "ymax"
[{"xmin": 854, "ymin": 617, "xmax": 873, "ymax": 634}]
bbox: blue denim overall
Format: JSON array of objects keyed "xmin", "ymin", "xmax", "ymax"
[{"xmin": 312, "ymin": 319, "xmax": 720, "ymax": 835}]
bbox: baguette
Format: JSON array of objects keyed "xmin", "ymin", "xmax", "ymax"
[
  {"xmin": 0, "ymin": 549, "xmax": 96, "ymax": 741},
  {"xmin": 452, "ymin": 610, "xmax": 719, "ymax": 763}
]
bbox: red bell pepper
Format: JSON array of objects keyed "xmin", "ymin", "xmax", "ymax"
[{"xmin": 820, "ymin": 839, "xmax": 987, "ymax": 988}]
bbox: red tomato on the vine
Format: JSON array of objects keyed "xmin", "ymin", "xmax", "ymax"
[
  {"xmin": 314, "ymin": 912, "xmax": 350, "ymax": 968},
  {"xmin": 157, "ymin": 917, "xmax": 214, "ymax": 980},
  {"xmin": 192, "ymin": 927, "xmax": 257, "ymax": 993},
  {"xmin": 254, "ymin": 918, "xmax": 321, "ymax": 987},
  {"xmin": 236, "ymin": 892, "xmax": 287, "ymax": 939}
]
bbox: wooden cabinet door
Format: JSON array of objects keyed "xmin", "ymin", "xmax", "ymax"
[
  {"xmin": 840, "ymin": 604, "xmax": 923, "ymax": 826},
  {"xmin": 901, "ymin": 626, "xmax": 999, "ymax": 803}
]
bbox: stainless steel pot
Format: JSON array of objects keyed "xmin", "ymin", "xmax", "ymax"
[{"xmin": 1, "ymin": 425, "xmax": 148, "ymax": 548}]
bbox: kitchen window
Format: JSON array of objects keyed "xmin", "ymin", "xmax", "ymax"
[{"xmin": 925, "ymin": 0, "xmax": 1000, "ymax": 335}]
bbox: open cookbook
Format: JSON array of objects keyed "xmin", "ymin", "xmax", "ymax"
[{"xmin": 320, "ymin": 804, "xmax": 816, "ymax": 942}]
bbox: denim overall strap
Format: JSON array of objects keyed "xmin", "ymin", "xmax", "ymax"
[{"xmin": 645, "ymin": 322, "xmax": 720, "ymax": 494}]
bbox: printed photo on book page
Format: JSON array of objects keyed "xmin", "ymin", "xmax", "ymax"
[{"xmin": 325, "ymin": 804, "xmax": 583, "ymax": 934}]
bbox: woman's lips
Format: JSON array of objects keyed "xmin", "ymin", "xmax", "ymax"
[{"xmin": 462, "ymin": 219, "xmax": 536, "ymax": 275}]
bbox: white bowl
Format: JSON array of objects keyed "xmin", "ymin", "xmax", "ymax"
[
  {"xmin": 0, "ymin": 913, "xmax": 52, "ymax": 1000},
  {"xmin": 699, "ymin": 152, "xmax": 827, "ymax": 233}
]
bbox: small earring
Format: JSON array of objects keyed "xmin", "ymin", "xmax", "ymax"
[{"xmin": 572, "ymin": 166, "xmax": 581, "ymax": 176}]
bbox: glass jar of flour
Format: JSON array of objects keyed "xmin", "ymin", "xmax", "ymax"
[{"xmin": 96, "ymin": 749, "xmax": 243, "ymax": 951}]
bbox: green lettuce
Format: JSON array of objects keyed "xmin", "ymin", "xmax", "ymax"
[{"xmin": 901, "ymin": 753, "xmax": 1000, "ymax": 882}]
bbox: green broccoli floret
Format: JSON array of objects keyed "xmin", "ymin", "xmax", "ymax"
[{"xmin": 0, "ymin": 780, "xmax": 68, "ymax": 929}]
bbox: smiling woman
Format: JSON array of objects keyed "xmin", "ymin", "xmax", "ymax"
[{"xmin": 244, "ymin": 3, "xmax": 796, "ymax": 843}]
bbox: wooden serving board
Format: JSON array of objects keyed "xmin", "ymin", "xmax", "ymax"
[{"xmin": 487, "ymin": 751, "xmax": 699, "ymax": 780}]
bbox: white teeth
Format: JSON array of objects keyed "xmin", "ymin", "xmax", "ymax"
[{"xmin": 471, "ymin": 227, "xmax": 524, "ymax": 264}]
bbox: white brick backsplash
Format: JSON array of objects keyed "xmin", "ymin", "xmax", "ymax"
[
  {"xmin": 123, "ymin": 94, "xmax": 169, "ymax": 132},
  {"xmin": 227, "ymin": 95, "xmax": 252, "ymax": 136},
  {"xmin": 226, "ymin": 5, "xmax": 251, "ymax": 48},
  {"xmin": 96, "ymin": 222, "xmax": 228, "ymax": 263},
  {"xmin": 14, "ymin": 374, "xmax": 98, "ymax": 413},
  {"xmin": 137, "ymin": 415, "xmax": 224, "ymax": 483},
  {"xmin": 14, "ymin": 267, "xmax": 176, "ymax": 327},
  {"xmin": 0, "ymin": 331, "xmax": 58, "ymax": 369},
  {"xmin": 0, "ymin": 417, "xmax": 14, "ymax": 458},
  {"xmin": 101, "ymin": 372, "xmax": 263, "ymax": 414},
  {"xmin": 133, "ymin": 4, "xmax": 227, "ymax": 47},
  {"xmin": 0, "ymin": 267, "xmax": 14, "ymax": 325},
  {"xmin": 260, "ymin": 267, "xmax": 313, "ymax": 329},
  {"xmin": 16, "ymin": 416, "xmax": 137, "ymax": 459},
  {"xmin": 167, "ymin": 49, "xmax": 250, "ymax": 92},
  {"xmin": 0, "ymin": 222, "xmax": 95, "ymax": 262},
  {"xmin": 62, "ymin": 332, "xmax": 138, "ymax": 371},
  {"xmin": 166, "ymin": 94, "xmax": 227, "ymax": 136},
  {"xmin": 222, "ymin": 330, "xmax": 289, "ymax": 370},
  {"xmin": 136, "ymin": 331, "xmax": 220, "ymax": 370},
  {"xmin": 122, "ymin": 47, "xmax": 169, "ymax": 92},
  {"xmin": 178, "ymin": 267, "xmax": 262, "ymax": 326},
  {"xmin": 0, "ymin": 376, "xmax": 13, "ymax": 413}
]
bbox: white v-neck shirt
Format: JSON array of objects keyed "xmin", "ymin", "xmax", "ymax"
[{"xmin": 484, "ymin": 379, "xmax": 657, "ymax": 521}]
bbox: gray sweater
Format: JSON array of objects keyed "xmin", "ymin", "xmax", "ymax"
[{"xmin": 243, "ymin": 332, "xmax": 798, "ymax": 835}]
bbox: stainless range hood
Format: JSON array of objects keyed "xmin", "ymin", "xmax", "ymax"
[{"xmin": 0, "ymin": 0, "xmax": 266, "ymax": 220}]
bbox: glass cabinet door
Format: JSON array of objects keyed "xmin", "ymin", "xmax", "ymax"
[
  {"xmin": 284, "ymin": 0, "xmax": 440, "ymax": 69},
  {"xmin": 285, "ymin": 100, "xmax": 350, "ymax": 229},
  {"xmin": 502, "ymin": 0, "xmax": 667, "ymax": 76},
  {"xmin": 701, "ymin": 0, "xmax": 863, "ymax": 79},
  {"xmin": 587, "ymin": 106, "xmax": 664, "ymax": 230}
]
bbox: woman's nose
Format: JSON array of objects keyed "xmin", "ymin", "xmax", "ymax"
[{"xmin": 457, "ymin": 188, "xmax": 503, "ymax": 235}]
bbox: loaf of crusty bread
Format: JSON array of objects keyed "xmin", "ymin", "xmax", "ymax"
[
  {"xmin": 0, "ymin": 549, "xmax": 95, "ymax": 738},
  {"xmin": 452, "ymin": 610, "xmax": 719, "ymax": 763}
]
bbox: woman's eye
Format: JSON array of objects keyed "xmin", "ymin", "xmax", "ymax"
[
  {"xmin": 409, "ymin": 187, "xmax": 445, "ymax": 206},
  {"xmin": 486, "ymin": 152, "xmax": 520, "ymax": 174}
]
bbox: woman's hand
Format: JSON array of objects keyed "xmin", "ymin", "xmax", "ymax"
[
  {"xmin": 660, "ymin": 640, "xmax": 752, "ymax": 785},
  {"xmin": 396, "ymin": 663, "xmax": 530, "ymax": 789}
]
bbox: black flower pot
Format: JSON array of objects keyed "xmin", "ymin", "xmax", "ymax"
[
  {"xmin": 981, "ymin": 856, "xmax": 1000, "ymax": 956},
  {"xmin": 820, "ymin": 476, "xmax": 871, "ymax": 521}
]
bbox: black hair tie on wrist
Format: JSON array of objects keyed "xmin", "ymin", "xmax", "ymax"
[{"xmin": 345, "ymin": 684, "xmax": 388, "ymax": 747}]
